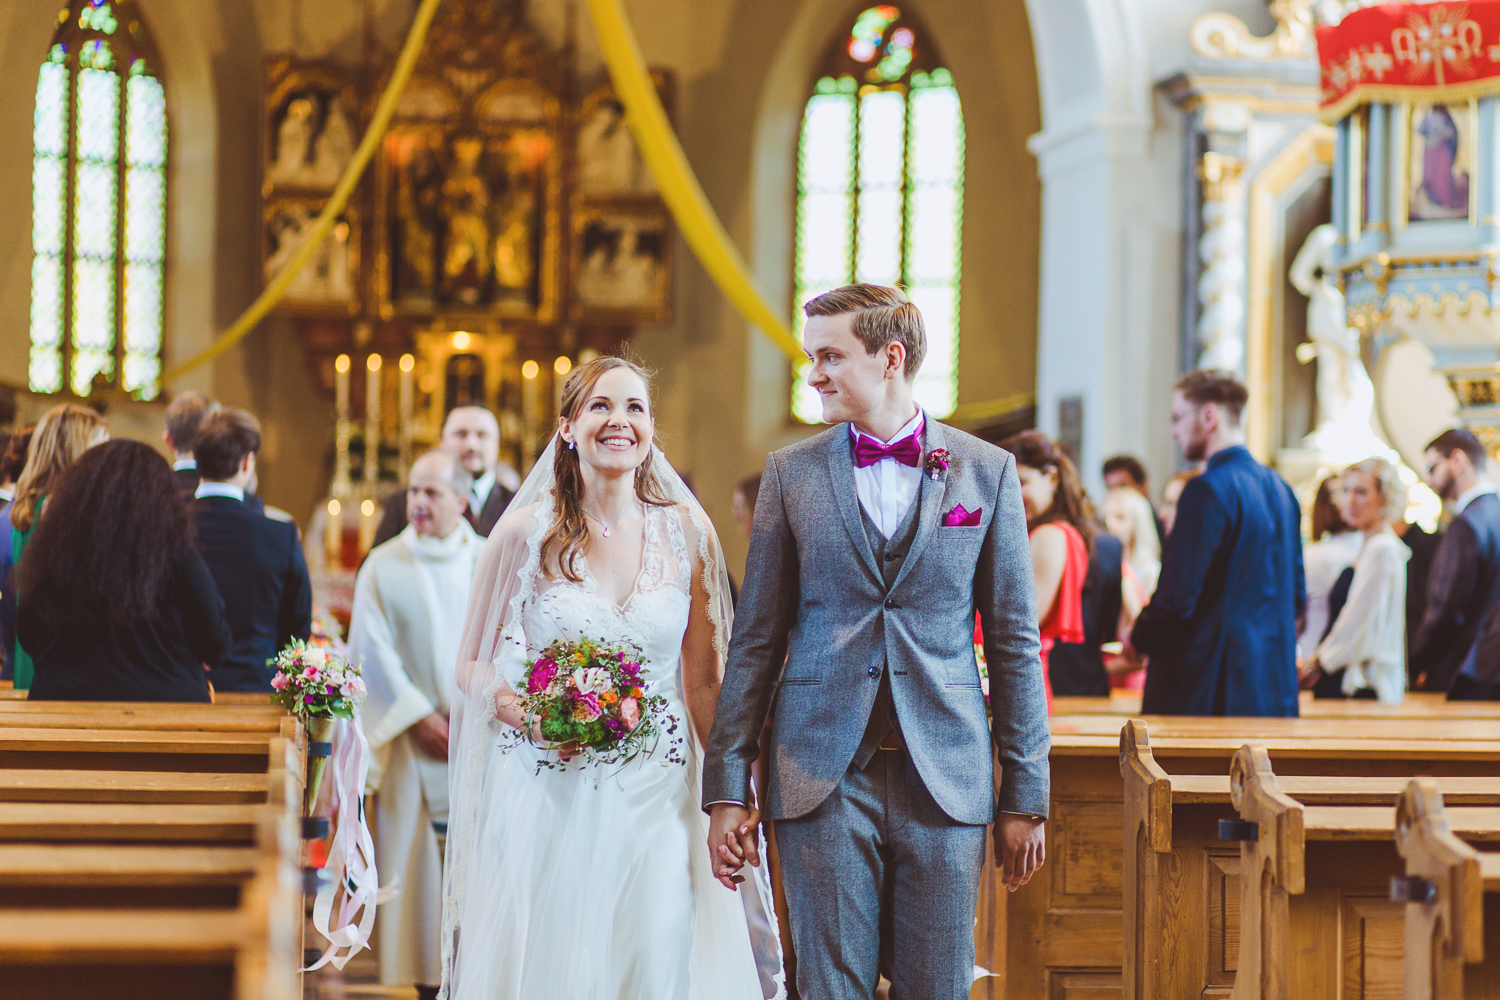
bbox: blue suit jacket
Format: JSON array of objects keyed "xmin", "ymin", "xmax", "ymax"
[{"xmin": 1134, "ymin": 446, "xmax": 1305, "ymax": 716}]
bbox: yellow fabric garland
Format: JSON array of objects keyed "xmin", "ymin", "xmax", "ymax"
[
  {"xmin": 157, "ymin": 0, "xmax": 445, "ymax": 386},
  {"xmin": 585, "ymin": 0, "xmax": 801, "ymax": 361}
]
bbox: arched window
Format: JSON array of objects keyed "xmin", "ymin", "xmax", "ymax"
[
  {"xmin": 793, "ymin": 5, "xmax": 964, "ymax": 422},
  {"xmin": 30, "ymin": 0, "xmax": 167, "ymax": 399}
]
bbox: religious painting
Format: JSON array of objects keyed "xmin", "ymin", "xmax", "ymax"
[
  {"xmin": 570, "ymin": 206, "xmax": 671, "ymax": 323},
  {"xmin": 1407, "ymin": 102, "xmax": 1473, "ymax": 222},
  {"xmin": 380, "ymin": 125, "xmax": 559, "ymax": 318},
  {"xmin": 264, "ymin": 60, "xmax": 358, "ymax": 193},
  {"xmin": 263, "ymin": 198, "xmax": 360, "ymax": 315},
  {"xmin": 577, "ymin": 74, "xmax": 671, "ymax": 198}
]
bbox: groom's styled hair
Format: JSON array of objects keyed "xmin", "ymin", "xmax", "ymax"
[{"xmin": 804, "ymin": 284, "xmax": 927, "ymax": 380}]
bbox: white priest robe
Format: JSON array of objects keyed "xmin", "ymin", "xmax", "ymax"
[{"xmin": 352, "ymin": 521, "xmax": 481, "ymax": 987}]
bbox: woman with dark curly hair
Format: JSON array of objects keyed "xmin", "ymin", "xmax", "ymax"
[
  {"xmin": 999, "ymin": 429, "xmax": 1095, "ymax": 708},
  {"xmin": 18, "ymin": 439, "xmax": 230, "ymax": 702}
]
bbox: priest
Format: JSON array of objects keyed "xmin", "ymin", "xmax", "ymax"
[{"xmin": 352, "ymin": 449, "xmax": 482, "ymax": 995}]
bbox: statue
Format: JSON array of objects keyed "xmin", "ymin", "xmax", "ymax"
[
  {"xmin": 578, "ymin": 100, "xmax": 653, "ymax": 195},
  {"xmin": 270, "ymin": 98, "xmax": 315, "ymax": 186},
  {"xmin": 1288, "ymin": 224, "xmax": 1394, "ymax": 465},
  {"xmin": 491, "ymin": 146, "xmax": 537, "ymax": 294},
  {"xmin": 439, "ymin": 136, "xmax": 493, "ymax": 304},
  {"xmin": 311, "ymin": 98, "xmax": 356, "ymax": 187}
]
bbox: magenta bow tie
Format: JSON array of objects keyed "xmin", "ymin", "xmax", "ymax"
[{"xmin": 853, "ymin": 432, "xmax": 923, "ymax": 469}]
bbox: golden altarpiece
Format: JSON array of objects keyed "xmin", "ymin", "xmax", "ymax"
[{"xmin": 261, "ymin": 0, "xmax": 673, "ymax": 570}]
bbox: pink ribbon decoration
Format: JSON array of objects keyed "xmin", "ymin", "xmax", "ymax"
[{"xmin": 304, "ymin": 715, "xmax": 396, "ymax": 971}]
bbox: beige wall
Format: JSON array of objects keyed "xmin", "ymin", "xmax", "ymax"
[{"xmin": 0, "ymin": 0, "xmax": 1041, "ymax": 575}]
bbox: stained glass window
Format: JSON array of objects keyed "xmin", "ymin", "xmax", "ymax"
[
  {"xmin": 793, "ymin": 7, "xmax": 964, "ymax": 422},
  {"xmin": 30, "ymin": 0, "xmax": 166, "ymax": 400}
]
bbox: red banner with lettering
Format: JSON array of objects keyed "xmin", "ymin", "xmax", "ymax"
[{"xmin": 1318, "ymin": 2, "xmax": 1500, "ymax": 121}]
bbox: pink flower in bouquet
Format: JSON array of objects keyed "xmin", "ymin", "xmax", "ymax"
[
  {"xmin": 572, "ymin": 692, "xmax": 603, "ymax": 723},
  {"xmin": 301, "ymin": 664, "xmax": 321, "ymax": 681},
  {"xmin": 573, "ymin": 666, "xmax": 611, "ymax": 695},
  {"xmin": 619, "ymin": 697, "xmax": 641, "ymax": 731},
  {"xmin": 270, "ymin": 672, "xmax": 290, "ymax": 691},
  {"xmin": 528, "ymin": 658, "xmax": 557, "ymax": 694}
]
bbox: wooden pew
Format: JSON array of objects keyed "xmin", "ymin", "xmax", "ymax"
[
  {"xmin": 0, "ymin": 736, "xmax": 301, "ymax": 999},
  {"xmin": 1117, "ymin": 721, "xmax": 1500, "ymax": 1000},
  {"xmin": 1053, "ymin": 691, "xmax": 1500, "ymax": 719},
  {"xmin": 0, "ymin": 722, "xmax": 298, "ymax": 773},
  {"xmin": 1393, "ymin": 778, "xmax": 1500, "ymax": 1000},
  {"xmin": 988, "ymin": 719, "xmax": 1500, "ymax": 1000},
  {"xmin": 1224, "ymin": 746, "xmax": 1500, "ymax": 1000}
]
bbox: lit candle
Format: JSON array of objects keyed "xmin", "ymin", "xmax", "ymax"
[
  {"xmin": 522, "ymin": 359, "xmax": 539, "ymax": 474},
  {"xmin": 553, "ymin": 355, "xmax": 571, "ymax": 416},
  {"xmin": 335, "ymin": 354, "xmax": 350, "ymax": 418},
  {"xmin": 399, "ymin": 353, "xmax": 414, "ymax": 477},
  {"xmin": 324, "ymin": 498, "xmax": 342, "ymax": 571},
  {"xmin": 366, "ymin": 354, "xmax": 382, "ymax": 485},
  {"xmin": 332, "ymin": 354, "xmax": 352, "ymax": 567}
]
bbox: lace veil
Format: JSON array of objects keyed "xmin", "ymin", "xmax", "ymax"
[{"xmin": 438, "ymin": 434, "xmax": 751, "ymax": 992}]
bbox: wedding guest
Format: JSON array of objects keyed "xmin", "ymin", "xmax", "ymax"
[
  {"xmin": 192, "ymin": 409, "xmax": 312, "ymax": 692},
  {"xmin": 1103, "ymin": 486, "xmax": 1160, "ymax": 691},
  {"xmin": 354, "ymin": 450, "xmax": 483, "ymax": 994},
  {"xmin": 1046, "ymin": 531, "xmax": 1122, "ymax": 697},
  {"xmin": 1104, "ymin": 454, "xmax": 1166, "ymax": 545},
  {"xmin": 731, "ymin": 471, "xmax": 762, "ymax": 539},
  {"xmin": 163, "ymin": 391, "xmax": 220, "ymax": 497},
  {"xmin": 1394, "ymin": 517, "xmax": 1441, "ymax": 689},
  {"xmin": 1302, "ymin": 458, "xmax": 1409, "ymax": 703},
  {"xmin": 0, "ymin": 426, "xmax": 32, "ymax": 682},
  {"xmin": 1298, "ymin": 475, "xmax": 1362, "ymax": 659},
  {"xmin": 19, "ymin": 440, "xmax": 230, "ymax": 702},
  {"xmin": 1158, "ymin": 469, "xmax": 1198, "ymax": 538},
  {"xmin": 1002, "ymin": 429, "xmax": 1092, "ymax": 707},
  {"xmin": 10, "ymin": 404, "xmax": 108, "ymax": 690},
  {"xmin": 1129, "ymin": 370, "xmax": 1304, "ymax": 717},
  {"xmin": 373, "ymin": 406, "xmax": 518, "ymax": 547},
  {"xmin": 1412, "ymin": 428, "xmax": 1500, "ymax": 693}
]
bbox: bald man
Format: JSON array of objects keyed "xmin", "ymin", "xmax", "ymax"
[
  {"xmin": 373, "ymin": 405, "xmax": 517, "ymax": 549},
  {"xmin": 355, "ymin": 450, "xmax": 484, "ymax": 991}
]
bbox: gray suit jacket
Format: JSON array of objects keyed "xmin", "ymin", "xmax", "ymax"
[{"xmin": 703, "ymin": 418, "xmax": 1050, "ymax": 825}]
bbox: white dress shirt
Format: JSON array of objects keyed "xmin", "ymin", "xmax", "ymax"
[
  {"xmin": 850, "ymin": 410, "xmax": 924, "ymax": 538},
  {"xmin": 195, "ymin": 481, "xmax": 245, "ymax": 502},
  {"xmin": 172, "ymin": 458, "xmax": 197, "ymax": 472},
  {"xmin": 1455, "ymin": 481, "xmax": 1498, "ymax": 515},
  {"xmin": 469, "ymin": 469, "xmax": 496, "ymax": 516},
  {"xmin": 1317, "ymin": 531, "xmax": 1410, "ymax": 703}
]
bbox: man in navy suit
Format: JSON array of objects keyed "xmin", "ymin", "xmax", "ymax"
[
  {"xmin": 192, "ymin": 410, "xmax": 312, "ymax": 692},
  {"xmin": 1129, "ymin": 370, "xmax": 1305, "ymax": 716},
  {"xmin": 1410, "ymin": 428, "xmax": 1500, "ymax": 696}
]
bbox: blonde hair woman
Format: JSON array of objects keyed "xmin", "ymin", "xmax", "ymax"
[
  {"xmin": 1303, "ymin": 457, "xmax": 1410, "ymax": 703},
  {"xmin": 1103, "ymin": 486, "xmax": 1161, "ymax": 691},
  {"xmin": 9, "ymin": 404, "xmax": 107, "ymax": 690}
]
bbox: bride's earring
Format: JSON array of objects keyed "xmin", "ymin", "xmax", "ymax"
[{"xmin": 567, "ymin": 441, "xmax": 576, "ymax": 450}]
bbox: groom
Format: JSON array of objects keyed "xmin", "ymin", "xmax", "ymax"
[{"xmin": 704, "ymin": 284, "xmax": 1051, "ymax": 999}]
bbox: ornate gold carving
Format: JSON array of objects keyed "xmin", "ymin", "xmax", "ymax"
[
  {"xmin": 1453, "ymin": 376, "xmax": 1500, "ymax": 408},
  {"xmin": 1199, "ymin": 151, "xmax": 1246, "ymax": 200},
  {"xmin": 1191, "ymin": 1, "xmax": 1316, "ymax": 61}
]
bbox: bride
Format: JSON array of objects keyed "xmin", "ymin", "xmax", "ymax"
[{"xmin": 440, "ymin": 356, "xmax": 782, "ymax": 1000}]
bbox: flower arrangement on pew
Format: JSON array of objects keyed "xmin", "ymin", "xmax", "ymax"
[
  {"xmin": 269, "ymin": 640, "xmax": 365, "ymax": 721},
  {"xmin": 503, "ymin": 635, "xmax": 684, "ymax": 772},
  {"xmin": 269, "ymin": 639, "xmax": 383, "ymax": 971}
]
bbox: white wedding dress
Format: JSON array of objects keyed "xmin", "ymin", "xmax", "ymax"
[{"xmin": 445, "ymin": 502, "xmax": 779, "ymax": 1000}]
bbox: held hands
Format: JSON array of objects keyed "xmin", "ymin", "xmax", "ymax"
[
  {"xmin": 412, "ymin": 711, "xmax": 451, "ymax": 760},
  {"xmin": 994, "ymin": 813, "xmax": 1045, "ymax": 891},
  {"xmin": 707, "ymin": 801, "xmax": 763, "ymax": 891}
]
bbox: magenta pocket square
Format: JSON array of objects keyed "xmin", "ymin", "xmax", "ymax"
[{"xmin": 942, "ymin": 504, "xmax": 982, "ymax": 527}]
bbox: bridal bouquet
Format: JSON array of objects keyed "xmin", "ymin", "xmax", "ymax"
[{"xmin": 504, "ymin": 636, "xmax": 684, "ymax": 771}]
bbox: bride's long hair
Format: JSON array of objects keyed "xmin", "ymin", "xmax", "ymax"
[{"xmin": 542, "ymin": 355, "xmax": 675, "ymax": 583}]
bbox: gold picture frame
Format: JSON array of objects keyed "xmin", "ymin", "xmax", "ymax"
[
  {"xmin": 569, "ymin": 202, "xmax": 673, "ymax": 325},
  {"xmin": 1401, "ymin": 99, "xmax": 1477, "ymax": 226}
]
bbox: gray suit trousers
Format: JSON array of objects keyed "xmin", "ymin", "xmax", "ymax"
[{"xmin": 773, "ymin": 749, "xmax": 987, "ymax": 1000}]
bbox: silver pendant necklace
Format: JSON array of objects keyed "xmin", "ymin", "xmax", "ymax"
[{"xmin": 583, "ymin": 504, "xmax": 637, "ymax": 538}]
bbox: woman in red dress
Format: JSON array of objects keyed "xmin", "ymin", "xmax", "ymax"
[{"xmin": 994, "ymin": 431, "xmax": 1094, "ymax": 710}]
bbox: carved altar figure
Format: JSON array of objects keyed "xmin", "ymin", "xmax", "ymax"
[
  {"xmin": 491, "ymin": 145, "xmax": 537, "ymax": 293},
  {"xmin": 266, "ymin": 206, "xmax": 353, "ymax": 303},
  {"xmin": 579, "ymin": 100, "xmax": 653, "ymax": 195},
  {"xmin": 271, "ymin": 98, "xmax": 315, "ymax": 185},
  {"xmin": 1289, "ymin": 224, "xmax": 1393, "ymax": 464},
  {"xmin": 440, "ymin": 137, "xmax": 493, "ymax": 303},
  {"xmin": 311, "ymin": 98, "xmax": 356, "ymax": 186}
]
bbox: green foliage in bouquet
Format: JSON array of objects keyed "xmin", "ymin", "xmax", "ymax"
[{"xmin": 268, "ymin": 640, "xmax": 366, "ymax": 720}]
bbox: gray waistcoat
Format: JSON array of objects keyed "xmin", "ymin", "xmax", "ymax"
[{"xmin": 852, "ymin": 477, "xmax": 924, "ymax": 767}]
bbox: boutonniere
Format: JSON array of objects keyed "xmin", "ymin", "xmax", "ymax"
[{"xmin": 924, "ymin": 448, "xmax": 951, "ymax": 481}]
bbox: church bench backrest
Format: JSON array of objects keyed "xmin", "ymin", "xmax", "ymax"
[
  {"xmin": 0, "ymin": 769, "xmax": 268, "ymax": 804},
  {"xmin": 1226, "ymin": 747, "xmax": 1500, "ymax": 1000}
]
